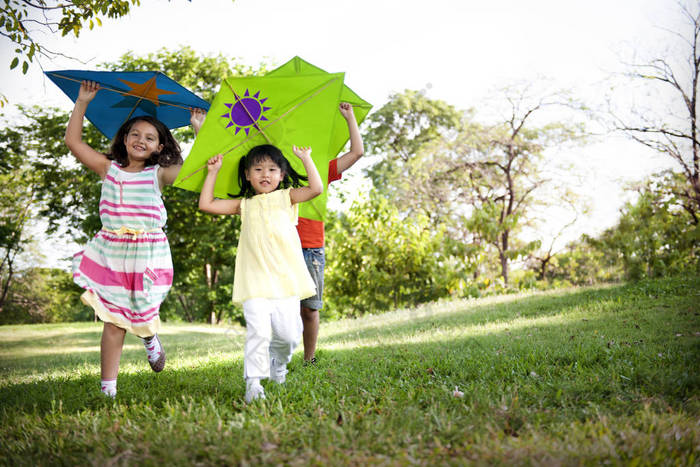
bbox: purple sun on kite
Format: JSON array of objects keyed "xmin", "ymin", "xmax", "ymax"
[{"xmin": 221, "ymin": 89, "xmax": 271, "ymax": 135}]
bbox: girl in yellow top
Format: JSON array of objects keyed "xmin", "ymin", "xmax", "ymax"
[{"xmin": 199, "ymin": 144, "xmax": 322, "ymax": 403}]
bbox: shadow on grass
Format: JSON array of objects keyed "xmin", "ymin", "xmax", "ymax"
[{"xmin": 1, "ymin": 276, "xmax": 697, "ymax": 419}]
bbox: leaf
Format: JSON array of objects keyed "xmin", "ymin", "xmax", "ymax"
[
  {"xmin": 10, "ymin": 57, "xmax": 19, "ymax": 70},
  {"xmin": 22, "ymin": 61, "xmax": 28, "ymax": 74}
]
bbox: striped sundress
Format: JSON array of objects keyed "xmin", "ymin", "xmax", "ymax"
[{"xmin": 72, "ymin": 162, "xmax": 174, "ymax": 337}]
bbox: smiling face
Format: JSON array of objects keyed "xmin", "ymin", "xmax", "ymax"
[
  {"xmin": 123, "ymin": 120, "xmax": 163, "ymax": 163},
  {"xmin": 245, "ymin": 156, "xmax": 284, "ymax": 194}
]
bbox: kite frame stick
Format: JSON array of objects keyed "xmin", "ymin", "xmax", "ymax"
[{"xmin": 46, "ymin": 72, "xmax": 197, "ymax": 112}]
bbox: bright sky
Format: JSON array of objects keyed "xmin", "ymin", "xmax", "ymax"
[{"xmin": 0, "ymin": 0, "xmax": 681, "ymax": 268}]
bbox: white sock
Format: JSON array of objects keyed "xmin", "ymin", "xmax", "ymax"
[
  {"xmin": 143, "ymin": 335, "xmax": 162, "ymax": 362},
  {"xmin": 101, "ymin": 378, "xmax": 117, "ymax": 397}
]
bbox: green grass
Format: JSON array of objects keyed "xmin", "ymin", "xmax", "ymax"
[{"xmin": 1, "ymin": 275, "xmax": 699, "ymax": 465}]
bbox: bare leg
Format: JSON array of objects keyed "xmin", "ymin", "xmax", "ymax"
[
  {"xmin": 101, "ymin": 322, "xmax": 126, "ymax": 380},
  {"xmin": 300, "ymin": 306, "xmax": 319, "ymax": 361}
]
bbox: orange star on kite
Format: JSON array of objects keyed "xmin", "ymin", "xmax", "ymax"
[{"xmin": 118, "ymin": 76, "xmax": 177, "ymax": 106}]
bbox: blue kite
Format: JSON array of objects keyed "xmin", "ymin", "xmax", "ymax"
[{"xmin": 46, "ymin": 70, "xmax": 210, "ymax": 139}]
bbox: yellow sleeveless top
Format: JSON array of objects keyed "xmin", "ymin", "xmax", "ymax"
[{"xmin": 232, "ymin": 188, "xmax": 316, "ymax": 305}]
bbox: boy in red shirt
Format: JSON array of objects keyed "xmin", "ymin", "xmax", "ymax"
[{"xmin": 297, "ymin": 102, "xmax": 364, "ymax": 364}]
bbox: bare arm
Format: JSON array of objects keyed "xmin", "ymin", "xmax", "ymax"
[
  {"xmin": 64, "ymin": 80, "xmax": 111, "ymax": 178},
  {"xmin": 289, "ymin": 146, "xmax": 323, "ymax": 205},
  {"xmin": 335, "ymin": 102, "xmax": 365, "ymax": 173},
  {"xmin": 158, "ymin": 108, "xmax": 208, "ymax": 188},
  {"xmin": 198, "ymin": 154, "xmax": 241, "ymax": 215}
]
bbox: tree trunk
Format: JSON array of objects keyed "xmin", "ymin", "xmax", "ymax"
[{"xmin": 500, "ymin": 231, "xmax": 510, "ymax": 285}]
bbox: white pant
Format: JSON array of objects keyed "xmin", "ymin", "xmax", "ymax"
[{"xmin": 242, "ymin": 296, "xmax": 303, "ymax": 379}]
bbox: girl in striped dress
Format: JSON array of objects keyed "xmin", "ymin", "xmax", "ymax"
[{"xmin": 65, "ymin": 80, "xmax": 205, "ymax": 397}]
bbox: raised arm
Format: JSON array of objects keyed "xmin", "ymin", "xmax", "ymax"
[
  {"xmin": 289, "ymin": 146, "xmax": 323, "ymax": 205},
  {"xmin": 64, "ymin": 80, "xmax": 111, "ymax": 178},
  {"xmin": 335, "ymin": 102, "xmax": 365, "ymax": 174},
  {"xmin": 158, "ymin": 108, "xmax": 208, "ymax": 187},
  {"xmin": 198, "ymin": 154, "xmax": 241, "ymax": 215}
]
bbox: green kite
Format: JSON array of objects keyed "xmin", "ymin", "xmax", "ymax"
[{"xmin": 174, "ymin": 56, "xmax": 372, "ymax": 222}]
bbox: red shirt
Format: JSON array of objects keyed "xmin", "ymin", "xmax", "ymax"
[{"xmin": 296, "ymin": 158, "xmax": 341, "ymax": 248}]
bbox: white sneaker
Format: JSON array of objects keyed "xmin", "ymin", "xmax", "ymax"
[
  {"xmin": 270, "ymin": 357, "xmax": 287, "ymax": 384},
  {"xmin": 245, "ymin": 379, "xmax": 265, "ymax": 403}
]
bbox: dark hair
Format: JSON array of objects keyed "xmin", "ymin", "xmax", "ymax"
[
  {"xmin": 230, "ymin": 144, "xmax": 308, "ymax": 198},
  {"xmin": 108, "ymin": 116, "xmax": 182, "ymax": 168}
]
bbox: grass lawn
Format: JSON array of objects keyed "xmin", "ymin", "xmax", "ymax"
[{"xmin": 1, "ymin": 275, "xmax": 699, "ymax": 465}]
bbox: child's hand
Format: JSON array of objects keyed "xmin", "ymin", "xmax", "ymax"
[
  {"xmin": 292, "ymin": 145, "xmax": 312, "ymax": 159},
  {"xmin": 339, "ymin": 102, "xmax": 354, "ymax": 119},
  {"xmin": 206, "ymin": 154, "xmax": 223, "ymax": 172},
  {"xmin": 190, "ymin": 108, "xmax": 207, "ymax": 133},
  {"xmin": 77, "ymin": 80, "xmax": 100, "ymax": 103}
]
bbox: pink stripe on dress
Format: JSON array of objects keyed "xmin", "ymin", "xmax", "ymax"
[
  {"xmin": 105, "ymin": 174, "xmax": 154, "ymax": 186},
  {"xmin": 93, "ymin": 291, "xmax": 161, "ymax": 322},
  {"xmin": 99, "ymin": 209, "xmax": 162, "ymax": 221},
  {"xmin": 79, "ymin": 255, "xmax": 173, "ymax": 291},
  {"xmin": 100, "ymin": 200, "xmax": 162, "ymax": 211}
]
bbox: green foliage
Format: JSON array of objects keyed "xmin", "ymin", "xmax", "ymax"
[
  {"xmin": 363, "ymin": 89, "xmax": 461, "ymax": 191},
  {"xmin": 0, "ymin": 277, "xmax": 698, "ymax": 464},
  {"xmin": 0, "ymin": 268, "xmax": 86, "ymax": 324},
  {"xmin": 2, "ymin": 105, "xmax": 105, "ymax": 240},
  {"xmin": 0, "ymin": 132, "xmax": 43, "ymax": 311},
  {"xmin": 544, "ymin": 171, "xmax": 700, "ymax": 285},
  {"xmin": 547, "ymin": 235, "xmax": 620, "ymax": 286},
  {"xmin": 363, "ymin": 88, "xmax": 586, "ymax": 286},
  {"xmin": 598, "ymin": 172, "xmax": 699, "ymax": 280},
  {"xmin": 1, "ymin": 0, "xmax": 141, "ymax": 76},
  {"xmin": 325, "ymin": 192, "xmax": 475, "ymax": 316}
]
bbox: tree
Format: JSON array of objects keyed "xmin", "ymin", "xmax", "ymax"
[
  {"xmin": 545, "ymin": 235, "xmax": 620, "ymax": 286},
  {"xmin": 0, "ymin": 0, "xmax": 135, "ymax": 104},
  {"xmin": 0, "ymin": 169, "xmax": 34, "ymax": 312},
  {"xmin": 527, "ymin": 196, "xmax": 586, "ymax": 281},
  {"xmin": 613, "ymin": 1, "xmax": 700, "ymax": 224},
  {"xmin": 324, "ymin": 192, "xmax": 474, "ymax": 316},
  {"xmin": 367, "ymin": 87, "xmax": 585, "ymax": 285},
  {"xmin": 364, "ymin": 89, "xmax": 462, "ymax": 192},
  {"xmin": 0, "ymin": 267, "xmax": 86, "ymax": 324},
  {"xmin": 597, "ymin": 172, "xmax": 699, "ymax": 280},
  {"xmin": 0, "ymin": 123, "xmax": 38, "ymax": 312}
]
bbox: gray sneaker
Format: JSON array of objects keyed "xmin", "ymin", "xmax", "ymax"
[
  {"xmin": 269, "ymin": 357, "xmax": 287, "ymax": 383},
  {"xmin": 145, "ymin": 334, "xmax": 165, "ymax": 373}
]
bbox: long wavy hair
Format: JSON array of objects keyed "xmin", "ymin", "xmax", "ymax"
[
  {"xmin": 108, "ymin": 116, "xmax": 182, "ymax": 168},
  {"xmin": 230, "ymin": 144, "xmax": 308, "ymax": 198}
]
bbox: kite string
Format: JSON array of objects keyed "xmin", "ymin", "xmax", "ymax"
[
  {"xmin": 176, "ymin": 76, "xmax": 341, "ymax": 186},
  {"xmin": 47, "ymin": 72, "xmax": 197, "ymax": 112}
]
